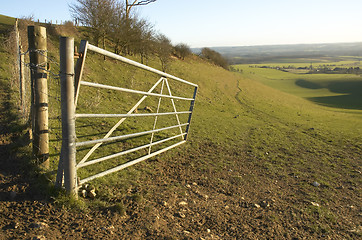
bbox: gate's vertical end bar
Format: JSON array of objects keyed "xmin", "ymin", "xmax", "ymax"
[
  {"xmin": 184, "ymin": 86, "xmax": 198, "ymax": 141},
  {"xmin": 60, "ymin": 37, "xmax": 77, "ymax": 197}
]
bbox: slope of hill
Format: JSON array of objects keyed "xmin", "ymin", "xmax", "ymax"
[{"xmin": 0, "ymin": 16, "xmax": 361, "ymax": 239}]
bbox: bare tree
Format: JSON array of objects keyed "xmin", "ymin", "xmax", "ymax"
[
  {"xmin": 70, "ymin": 0, "xmax": 158, "ymax": 61},
  {"xmin": 70, "ymin": 0, "xmax": 117, "ymax": 47},
  {"xmin": 110, "ymin": 1, "xmax": 127, "ymax": 54},
  {"xmin": 125, "ymin": 0, "xmax": 157, "ymax": 19},
  {"xmin": 174, "ymin": 43, "xmax": 192, "ymax": 60},
  {"xmin": 131, "ymin": 18, "xmax": 155, "ymax": 63},
  {"xmin": 155, "ymin": 33, "xmax": 173, "ymax": 72},
  {"xmin": 110, "ymin": 0, "xmax": 155, "ymax": 58},
  {"xmin": 200, "ymin": 47, "xmax": 229, "ymax": 69},
  {"xmin": 109, "ymin": 0, "xmax": 157, "ymax": 55}
]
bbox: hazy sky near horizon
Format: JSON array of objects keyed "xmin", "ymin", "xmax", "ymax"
[{"xmin": 2, "ymin": 0, "xmax": 362, "ymax": 47}]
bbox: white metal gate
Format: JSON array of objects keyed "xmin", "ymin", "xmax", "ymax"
[{"xmin": 56, "ymin": 38, "xmax": 198, "ymax": 196}]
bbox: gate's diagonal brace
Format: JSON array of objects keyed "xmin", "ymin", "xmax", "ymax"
[
  {"xmin": 77, "ymin": 77, "xmax": 164, "ymax": 166},
  {"xmin": 148, "ymin": 78, "xmax": 165, "ymax": 154},
  {"xmin": 164, "ymin": 78, "xmax": 184, "ymax": 137},
  {"xmin": 74, "ymin": 40, "xmax": 88, "ymax": 107}
]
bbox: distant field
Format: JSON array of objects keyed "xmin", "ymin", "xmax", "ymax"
[
  {"xmin": 265, "ymin": 57, "xmax": 362, "ymax": 65},
  {"xmin": 244, "ymin": 57, "xmax": 362, "ymax": 68},
  {"xmin": 233, "ymin": 63, "xmax": 362, "ymax": 111}
]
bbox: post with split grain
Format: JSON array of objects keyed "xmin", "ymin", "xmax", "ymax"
[
  {"xmin": 60, "ymin": 37, "xmax": 77, "ymax": 197},
  {"xmin": 28, "ymin": 26, "xmax": 49, "ymax": 169},
  {"xmin": 15, "ymin": 19, "xmax": 25, "ymax": 113}
]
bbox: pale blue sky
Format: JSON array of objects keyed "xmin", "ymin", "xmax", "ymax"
[{"xmin": 2, "ymin": 0, "xmax": 362, "ymax": 47}]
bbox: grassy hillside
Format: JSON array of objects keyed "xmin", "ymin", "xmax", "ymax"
[
  {"xmin": 0, "ymin": 14, "xmax": 16, "ymax": 31},
  {"xmin": 1, "ymin": 16, "xmax": 361, "ymax": 239}
]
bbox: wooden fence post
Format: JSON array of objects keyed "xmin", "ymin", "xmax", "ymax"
[
  {"xmin": 28, "ymin": 26, "xmax": 49, "ymax": 169},
  {"xmin": 15, "ymin": 19, "xmax": 25, "ymax": 113},
  {"xmin": 19, "ymin": 45, "xmax": 25, "ymax": 112},
  {"xmin": 60, "ymin": 37, "xmax": 77, "ymax": 197}
]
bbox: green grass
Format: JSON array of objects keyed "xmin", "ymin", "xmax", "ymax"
[
  {"xmin": 234, "ymin": 64, "xmax": 362, "ymax": 111},
  {"xmin": 0, "ymin": 14, "xmax": 16, "ymax": 25},
  {"xmin": 0, "ymin": 14, "xmax": 16, "ymax": 33}
]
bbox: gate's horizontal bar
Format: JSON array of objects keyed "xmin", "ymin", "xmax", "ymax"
[
  {"xmin": 79, "ymin": 140, "xmax": 186, "ymax": 185},
  {"xmin": 80, "ymin": 81, "xmax": 194, "ymax": 101},
  {"xmin": 75, "ymin": 123, "xmax": 189, "ymax": 147},
  {"xmin": 87, "ymin": 44, "xmax": 198, "ymax": 87},
  {"xmin": 75, "ymin": 111, "xmax": 191, "ymax": 118},
  {"xmin": 77, "ymin": 133, "xmax": 187, "ymax": 168}
]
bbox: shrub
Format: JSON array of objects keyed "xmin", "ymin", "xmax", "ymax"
[
  {"xmin": 200, "ymin": 47, "xmax": 229, "ymax": 69},
  {"xmin": 174, "ymin": 43, "xmax": 192, "ymax": 60}
]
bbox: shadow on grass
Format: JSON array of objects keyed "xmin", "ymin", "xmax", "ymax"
[
  {"xmin": 295, "ymin": 79, "xmax": 362, "ymax": 110},
  {"xmin": 0, "ymin": 77, "xmax": 53, "ymax": 201},
  {"xmin": 307, "ymin": 95, "xmax": 362, "ymax": 110}
]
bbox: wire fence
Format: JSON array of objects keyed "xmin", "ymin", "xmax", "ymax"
[{"xmin": 15, "ymin": 21, "xmax": 63, "ymax": 165}]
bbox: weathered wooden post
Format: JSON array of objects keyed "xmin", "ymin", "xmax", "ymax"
[
  {"xmin": 19, "ymin": 45, "xmax": 25, "ymax": 112},
  {"xmin": 59, "ymin": 37, "xmax": 77, "ymax": 197},
  {"xmin": 28, "ymin": 26, "xmax": 49, "ymax": 168},
  {"xmin": 15, "ymin": 19, "xmax": 25, "ymax": 113}
]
